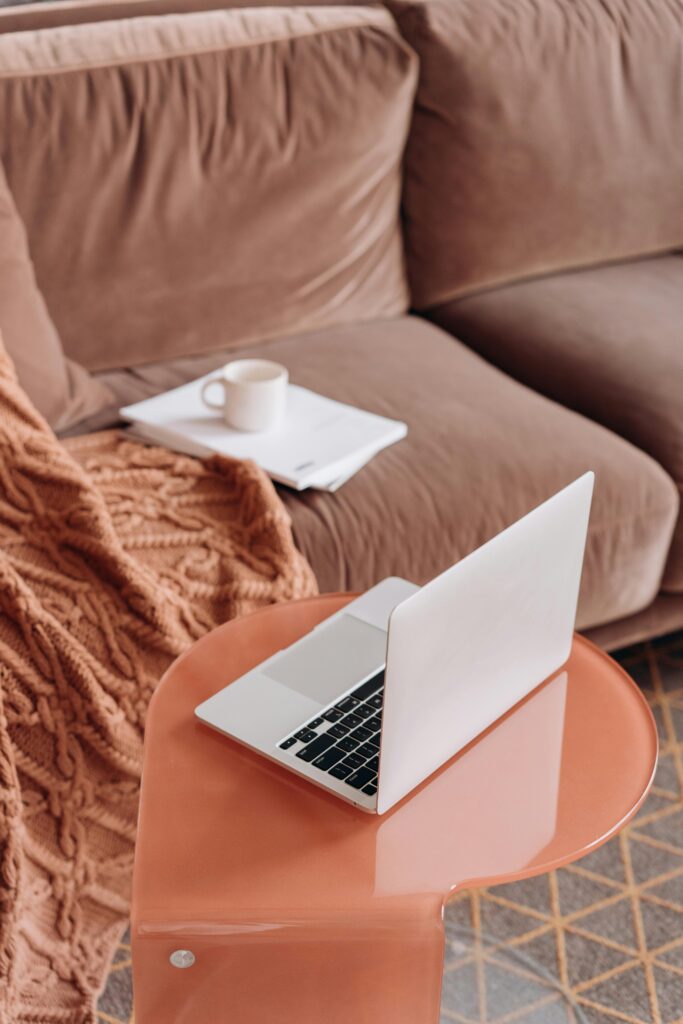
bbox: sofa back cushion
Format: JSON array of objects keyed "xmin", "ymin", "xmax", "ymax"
[
  {"xmin": 388, "ymin": 0, "xmax": 683, "ymax": 308},
  {"xmin": 0, "ymin": 160, "xmax": 112, "ymax": 430},
  {"xmin": 0, "ymin": 7, "xmax": 417, "ymax": 371},
  {"xmin": 0, "ymin": 0, "xmax": 370, "ymax": 34}
]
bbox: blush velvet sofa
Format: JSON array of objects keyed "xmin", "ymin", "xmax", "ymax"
[{"xmin": 0, "ymin": 0, "xmax": 681, "ymax": 652}]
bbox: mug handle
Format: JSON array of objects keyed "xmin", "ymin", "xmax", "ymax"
[{"xmin": 200, "ymin": 377, "xmax": 227, "ymax": 411}]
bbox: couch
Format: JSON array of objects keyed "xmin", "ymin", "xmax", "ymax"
[{"xmin": 0, "ymin": 0, "xmax": 681, "ymax": 651}]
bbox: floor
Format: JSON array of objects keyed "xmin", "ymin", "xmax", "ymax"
[{"xmin": 97, "ymin": 631, "xmax": 683, "ymax": 1024}]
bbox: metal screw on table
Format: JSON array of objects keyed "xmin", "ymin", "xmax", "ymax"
[{"xmin": 170, "ymin": 949, "xmax": 195, "ymax": 969}]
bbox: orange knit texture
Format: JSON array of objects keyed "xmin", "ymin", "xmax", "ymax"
[{"xmin": 0, "ymin": 340, "xmax": 316, "ymax": 1022}]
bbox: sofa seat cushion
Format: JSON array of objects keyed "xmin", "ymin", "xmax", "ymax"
[
  {"xmin": 94, "ymin": 316, "xmax": 678, "ymax": 631},
  {"xmin": 0, "ymin": 6, "xmax": 416, "ymax": 371},
  {"xmin": 430, "ymin": 255, "xmax": 683, "ymax": 592}
]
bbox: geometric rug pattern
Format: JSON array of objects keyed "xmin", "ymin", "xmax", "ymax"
[{"xmin": 96, "ymin": 631, "xmax": 683, "ymax": 1024}]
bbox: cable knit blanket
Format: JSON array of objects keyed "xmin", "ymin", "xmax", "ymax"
[{"xmin": 0, "ymin": 342, "xmax": 316, "ymax": 1023}]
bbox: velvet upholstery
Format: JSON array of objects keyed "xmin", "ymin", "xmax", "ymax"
[
  {"xmin": 1, "ymin": 0, "xmax": 681, "ymax": 649},
  {"xmin": 387, "ymin": 0, "xmax": 683, "ymax": 308},
  {"xmin": 0, "ymin": 0, "xmax": 371, "ymax": 34},
  {"xmin": 0, "ymin": 160, "xmax": 112, "ymax": 431},
  {"xmin": 585, "ymin": 594, "xmax": 683, "ymax": 652},
  {"xmin": 92, "ymin": 317, "xmax": 679, "ymax": 632},
  {"xmin": 0, "ymin": 7, "xmax": 416, "ymax": 371},
  {"xmin": 431, "ymin": 255, "xmax": 683, "ymax": 592}
]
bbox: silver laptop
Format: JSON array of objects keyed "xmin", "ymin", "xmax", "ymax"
[{"xmin": 195, "ymin": 472, "xmax": 594, "ymax": 815}]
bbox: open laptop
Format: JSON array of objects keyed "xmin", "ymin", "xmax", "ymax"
[{"xmin": 195, "ymin": 472, "xmax": 594, "ymax": 815}]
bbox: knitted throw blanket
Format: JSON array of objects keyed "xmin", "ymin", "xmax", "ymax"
[{"xmin": 0, "ymin": 344, "xmax": 317, "ymax": 1023}]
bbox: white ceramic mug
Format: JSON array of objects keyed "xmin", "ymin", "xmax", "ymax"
[{"xmin": 200, "ymin": 359, "xmax": 288, "ymax": 432}]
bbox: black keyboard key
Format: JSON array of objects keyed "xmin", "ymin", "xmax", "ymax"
[
  {"xmin": 307, "ymin": 717, "xmax": 324, "ymax": 729},
  {"xmin": 337, "ymin": 736, "xmax": 359, "ymax": 752},
  {"xmin": 362, "ymin": 783, "xmax": 378, "ymax": 795},
  {"xmin": 341, "ymin": 713, "xmax": 362, "ymax": 729},
  {"xmin": 327, "ymin": 723, "xmax": 349, "ymax": 739},
  {"xmin": 296, "ymin": 734, "xmax": 335, "ymax": 762},
  {"xmin": 346, "ymin": 767, "xmax": 376, "ymax": 790},
  {"xmin": 294, "ymin": 728, "xmax": 317, "ymax": 743},
  {"xmin": 322, "ymin": 708, "xmax": 344, "ymax": 723},
  {"xmin": 329, "ymin": 762, "xmax": 353, "ymax": 780},
  {"xmin": 355, "ymin": 704, "xmax": 374, "ymax": 720},
  {"xmin": 357, "ymin": 742, "xmax": 377, "ymax": 758},
  {"xmin": 366, "ymin": 755, "xmax": 379, "ymax": 772},
  {"xmin": 312, "ymin": 748, "xmax": 345, "ymax": 771},
  {"xmin": 352, "ymin": 673, "xmax": 384, "ymax": 701},
  {"xmin": 367, "ymin": 737, "xmax": 380, "ymax": 750},
  {"xmin": 335, "ymin": 696, "xmax": 359, "ymax": 713},
  {"xmin": 279, "ymin": 737, "xmax": 296, "ymax": 750},
  {"xmin": 350, "ymin": 726, "xmax": 373, "ymax": 742},
  {"xmin": 342, "ymin": 752, "xmax": 364, "ymax": 769},
  {"xmin": 368, "ymin": 693, "xmax": 383, "ymax": 709},
  {"xmin": 367, "ymin": 716, "xmax": 382, "ymax": 732}
]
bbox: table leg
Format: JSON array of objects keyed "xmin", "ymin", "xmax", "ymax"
[{"xmin": 133, "ymin": 908, "xmax": 446, "ymax": 1023}]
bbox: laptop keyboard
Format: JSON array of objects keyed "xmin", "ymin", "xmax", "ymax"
[{"xmin": 278, "ymin": 670, "xmax": 384, "ymax": 796}]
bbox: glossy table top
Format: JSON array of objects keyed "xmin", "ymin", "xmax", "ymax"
[{"xmin": 133, "ymin": 594, "xmax": 657, "ymax": 928}]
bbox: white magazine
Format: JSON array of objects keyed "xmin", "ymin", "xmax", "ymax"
[{"xmin": 120, "ymin": 377, "xmax": 407, "ymax": 491}]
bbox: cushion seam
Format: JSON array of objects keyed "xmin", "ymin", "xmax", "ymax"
[{"xmin": 0, "ymin": 15, "xmax": 396, "ymax": 79}]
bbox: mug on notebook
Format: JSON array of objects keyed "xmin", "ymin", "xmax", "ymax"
[{"xmin": 200, "ymin": 359, "xmax": 288, "ymax": 432}]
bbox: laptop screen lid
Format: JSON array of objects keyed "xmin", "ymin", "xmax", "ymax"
[{"xmin": 376, "ymin": 472, "xmax": 594, "ymax": 816}]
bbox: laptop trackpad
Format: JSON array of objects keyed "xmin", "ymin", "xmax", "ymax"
[{"xmin": 264, "ymin": 615, "xmax": 387, "ymax": 704}]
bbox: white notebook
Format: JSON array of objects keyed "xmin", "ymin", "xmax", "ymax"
[{"xmin": 120, "ymin": 376, "xmax": 407, "ymax": 491}]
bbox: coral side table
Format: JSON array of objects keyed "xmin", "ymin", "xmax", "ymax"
[{"xmin": 131, "ymin": 594, "xmax": 657, "ymax": 1024}]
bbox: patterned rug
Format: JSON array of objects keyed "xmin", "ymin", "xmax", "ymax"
[{"xmin": 97, "ymin": 631, "xmax": 683, "ymax": 1024}]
